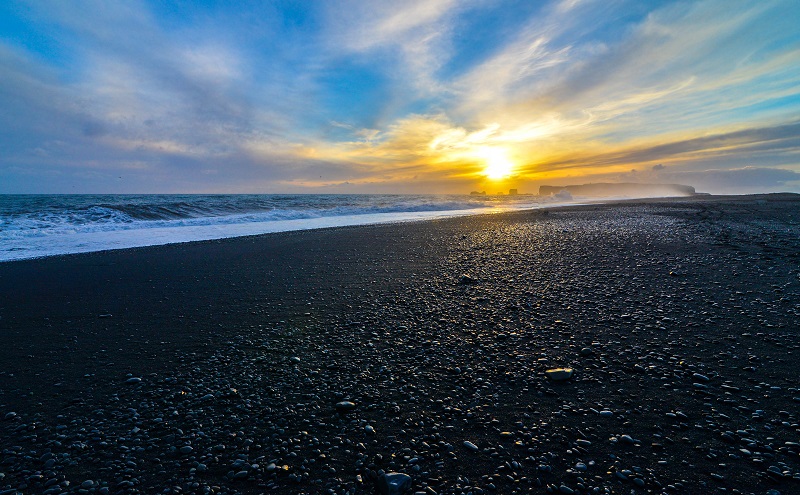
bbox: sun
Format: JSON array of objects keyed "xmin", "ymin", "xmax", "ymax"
[{"xmin": 480, "ymin": 147, "xmax": 515, "ymax": 179}]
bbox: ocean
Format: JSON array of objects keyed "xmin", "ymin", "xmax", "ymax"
[{"xmin": 0, "ymin": 194, "xmax": 549, "ymax": 262}]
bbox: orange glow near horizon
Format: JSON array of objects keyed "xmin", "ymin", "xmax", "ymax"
[{"xmin": 2, "ymin": 2, "xmax": 799, "ymax": 195}]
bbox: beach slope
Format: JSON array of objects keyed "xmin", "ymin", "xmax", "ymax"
[{"xmin": 1, "ymin": 195, "xmax": 799, "ymax": 494}]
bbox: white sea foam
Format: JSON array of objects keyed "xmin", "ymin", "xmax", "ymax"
[{"xmin": 0, "ymin": 194, "xmax": 559, "ymax": 261}]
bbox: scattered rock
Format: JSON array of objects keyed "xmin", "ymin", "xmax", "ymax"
[
  {"xmin": 458, "ymin": 274, "xmax": 477, "ymax": 285},
  {"xmin": 545, "ymin": 368, "xmax": 574, "ymax": 381},
  {"xmin": 463, "ymin": 441, "xmax": 479, "ymax": 452},
  {"xmin": 335, "ymin": 401, "xmax": 357, "ymax": 413},
  {"xmin": 377, "ymin": 472, "xmax": 412, "ymax": 495},
  {"xmin": 2, "ymin": 199, "xmax": 798, "ymax": 495}
]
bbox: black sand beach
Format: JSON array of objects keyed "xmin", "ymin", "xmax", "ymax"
[{"xmin": 1, "ymin": 195, "xmax": 799, "ymax": 495}]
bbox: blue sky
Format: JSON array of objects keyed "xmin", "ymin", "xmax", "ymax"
[{"xmin": 1, "ymin": 0, "xmax": 799, "ymax": 194}]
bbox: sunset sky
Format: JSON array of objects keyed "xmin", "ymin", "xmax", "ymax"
[{"xmin": 1, "ymin": 0, "xmax": 799, "ymax": 194}]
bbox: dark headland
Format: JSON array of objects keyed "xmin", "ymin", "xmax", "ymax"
[{"xmin": 1, "ymin": 195, "xmax": 799, "ymax": 495}]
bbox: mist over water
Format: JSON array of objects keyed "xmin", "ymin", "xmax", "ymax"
[{"xmin": 537, "ymin": 183, "xmax": 698, "ymax": 198}]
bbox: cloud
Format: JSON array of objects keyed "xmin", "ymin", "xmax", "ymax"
[
  {"xmin": 0, "ymin": 0, "xmax": 326, "ymax": 192},
  {"xmin": 332, "ymin": 0, "xmax": 459, "ymax": 52},
  {"xmin": 324, "ymin": 0, "xmax": 467, "ymax": 95},
  {"xmin": 588, "ymin": 121, "xmax": 800, "ymax": 168},
  {"xmin": 301, "ymin": 112, "xmax": 577, "ymax": 187},
  {"xmin": 452, "ymin": 1, "xmax": 582, "ymax": 117},
  {"xmin": 504, "ymin": 120, "xmax": 800, "ymax": 187},
  {"xmin": 2, "ymin": 0, "xmax": 800, "ymax": 193},
  {"xmin": 457, "ymin": 0, "xmax": 800, "ymax": 136}
]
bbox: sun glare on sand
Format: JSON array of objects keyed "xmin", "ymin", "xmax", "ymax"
[{"xmin": 480, "ymin": 147, "xmax": 515, "ymax": 179}]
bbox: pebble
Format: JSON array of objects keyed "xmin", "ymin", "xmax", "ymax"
[
  {"xmin": 124, "ymin": 377, "xmax": 142, "ymax": 384},
  {"xmin": 463, "ymin": 441, "xmax": 480, "ymax": 452},
  {"xmin": 545, "ymin": 368, "xmax": 574, "ymax": 381},
  {"xmin": 335, "ymin": 401, "xmax": 357, "ymax": 413},
  {"xmin": 458, "ymin": 274, "xmax": 477, "ymax": 285},
  {"xmin": 1, "ymin": 199, "xmax": 798, "ymax": 495},
  {"xmin": 377, "ymin": 472, "xmax": 412, "ymax": 495}
]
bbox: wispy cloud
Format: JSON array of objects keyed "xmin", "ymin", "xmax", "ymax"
[
  {"xmin": 1, "ymin": 0, "xmax": 798, "ymax": 193},
  {"xmin": 526, "ymin": 120, "xmax": 800, "ymax": 171},
  {"xmin": 325, "ymin": 0, "xmax": 465, "ymax": 94}
]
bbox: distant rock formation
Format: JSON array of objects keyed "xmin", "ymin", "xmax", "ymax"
[{"xmin": 538, "ymin": 182, "xmax": 696, "ymax": 198}]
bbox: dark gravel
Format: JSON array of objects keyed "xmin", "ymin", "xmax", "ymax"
[{"xmin": 1, "ymin": 194, "xmax": 799, "ymax": 495}]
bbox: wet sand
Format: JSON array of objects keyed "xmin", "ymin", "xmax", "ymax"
[{"xmin": 1, "ymin": 194, "xmax": 799, "ymax": 495}]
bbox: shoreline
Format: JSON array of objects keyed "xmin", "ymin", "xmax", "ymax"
[
  {"xmin": 5, "ymin": 192, "xmax": 792, "ymax": 264},
  {"xmin": 1, "ymin": 195, "xmax": 799, "ymax": 494},
  {"xmin": 0, "ymin": 193, "xmax": 543, "ymax": 263}
]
